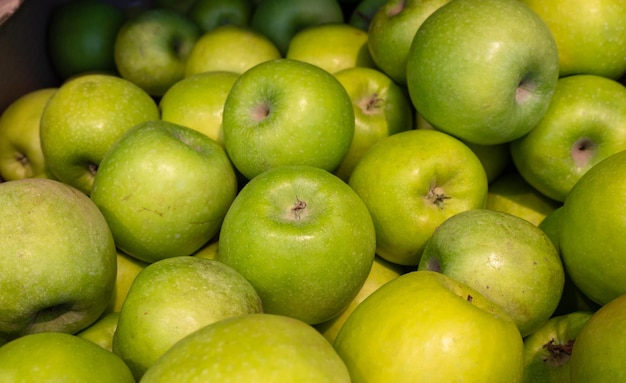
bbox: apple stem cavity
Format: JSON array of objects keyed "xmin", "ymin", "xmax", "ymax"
[
  {"xmin": 515, "ymin": 76, "xmax": 536, "ymax": 105},
  {"xmin": 426, "ymin": 186, "xmax": 450, "ymax": 210},
  {"xmin": 291, "ymin": 196, "xmax": 307, "ymax": 220},
  {"xmin": 252, "ymin": 103, "xmax": 271, "ymax": 121},
  {"xmin": 543, "ymin": 338, "xmax": 575, "ymax": 367},
  {"xmin": 88, "ymin": 163, "xmax": 98, "ymax": 176},
  {"xmin": 388, "ymin": 0, "xmax": 406, "ymax": 16},
  {"xmin": 16, "ymin": 153, "xmax": 29, "ymax": 166},
  {"xmin": 571, "ymin": 137, "xmax": 597, "ymax": 168}
]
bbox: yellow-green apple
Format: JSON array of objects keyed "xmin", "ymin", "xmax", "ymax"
[
  {"xmin": 76, "ymin": 311, "xmax": 119, "ymax": 352},
  {"xmin": 315, "ymin": 255, "xmax": 404, "ymax": 343},
  {"xmin": 160, "ymin": 70, "xmax": 239, "ymax": 145},
  {"xmin": 418, "ymin": 209, "xmax": 565, "ymax": 337},
  {"xmin": 0, "ymin": 88, "xmax": 56, "ymax": 180},
  {"xmin": 559, "ymin": 150, "xmax": 626, "ymax": 305},
  {"xmin": 0, "ymin": 178, "xmax": 116, "ymax": 345},
  {"xmin": 141, "ymin": 313, "xmax": 351, "ymax": 382},
  {"xmin": 39, "ymin": 73, "xmax": 159, "ymax": 195},
  {"xmin": 0, "ymin": 332, "xmax": 134, "ymax": 382},
  {"xmin": 521, "ymin": 0, "xmax": 626, "ymax": 79},
  {"xmin": 217, "ymin": 165, "xmax": 376, "ymax": 325},
  {"xmin": 109, "ymin": 250, "xmax": 148, "ymax": 313},
  {"xmin": 348, "ymin": 0, "xmax": 386, "ymax": 31},
  {"xmin": 222, "ymin": 58, "xmax": 354, "ymax": 180},
  {"xmin": 406, "ymin": 0, "xmax": 559, "ymax": 145},
  {"xmin": 332, "ymin": 66, "xmax": 413, "ymax": 181},
  {"xmin": 487, "ymin": 171, "xmax": 561, "ymax": 226},
  {"xmin": 522, "ymin": 311, "xmax": 593, "ymax": 383},
  {"xmin": 47, "ymin": 0, "xmax": 125, "ymax": 79},
  {"xmin": 570, "ymin": 293, "xmax": 626, "ymax": 381},
  {"xmin": 367, "ymin": 0, "xmax": 451, "ymax": 85},
  {"xmin": 188, "ymin": 0, "xmax": 253, "ymax": 33},
  {"xmin": 334, "ymin": 270, "xmax": 524, "ymax": 383},
  {"xmin": 349, "ymin": 129, "xmax": 488, "ymax": 266},
  {"xmin": 185, "ymin": 25, "xmax": 281, "ymax": 77},
  {"xmin": 511, "ymin": 74, "xmax": 626, "ymax": 202},
  {"xmin": 90, "ymin": 120, "xmax": 238, "ymax": 263},
  {"xmin": 112, "ymin": 256, "xmax": 262, "ymax": 379},
  {"xmin": 285, "ymin": 23, "xmax": 376, "ymax": 74},
  {"xmin": 114, "ymin": 8, "xmax": 200, "ymax": 96},
  {"xmin": 250, "ymin": 0, "xmax": 345, "ymax": 55}
]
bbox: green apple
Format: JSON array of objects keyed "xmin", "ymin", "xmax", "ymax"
[
  {"xmin": 40, "ymin": 73, "xmax": 159, "ymax": 195},
  {"xmin": 114, "ymin": 8, "xmax": 200, "ymax": 96},
  {"xmin": 418, "ymin": 209, "xmax": 565, "ymax": 337},
  {"xmin": 109, "ymin": 250, "xmax": 148, "ymax": 313},
  {"xmin": 217, "ymin": 165, "xmax": 376, "ymax": 325},
  {"xmin": 188, "ymin": 0, "xmax": 253, "ymax": 33},
  {"xmin": 0, "ymin": 332, "xmax": 134, "ymax": 382},
  {"xmin": 186, "ymin": 25, "xmax": 281, "ymax": 77},
  {"xmin": 0, "ymin": 178, "xmax": 116, "ymax": 345},
  {"xmin": 152, "ymin": 0, "xmax": 196, "ymax": 14},
  {"xmin": 141, "ymin": 313, "xmax": 351, "ymax": 382},
  {"xmin": 90, "ymin": 120, "xmax": 238, "ymax": 263},
  {"xmin": 348, "ymin": 0, "xmax": 387, "ymax": 31},
  {"xmin": 521, "ymin": 0, "xmax": 626, "ymax": 79},
  {"xmin": 0, "ymin": 87, "xmax": 56, "ymax": 180},
  {"xmin": 570, "ymin": 293, "xmax": 626, "ymax": 382},
  {"xmin": 349, "ymin": 129, "xmax": 488, "ymax": 266},
  {"xmin": 538, "ymin": 205, "xmax": 563, "ymax": 250},
  {"xmin": 332, "ymin": 66, "xmax": 413, "ymax": 181},
  {"xmin": 47, "ymin": 0, "xmax": 125, "ymax": 79},
  {"xmin": 522, "ymin": 311, "xmax": 593, "ymax": 383},
  {"xmin": 334, "ymin": 270, "xmax": 524, "ymax": 382},
  {"xmin": 286, "ymin": 23, "xmax": 376, "ymax": 74},
  {"xmin": 222, "ymin": 58, "xmax": 355, "ymax": 180},
  {"xmin": 406, "ymin": 0, "xmax": 559, "ymax": 145},
  {"xmin": 487, "ymin": 171, "xmax": 562, "ymax": 226},
  {"xmin": 367, "ymin": 0, "xmax": 451, "ymax": 85},
  {"xmin": 160, "ymin": 70, "xmax": 239, "ymax": 145},
  {"xmin": 192, "ymin": 239, "xmax": 219, "ymax": 260},
  {"xmin": 112, "ymin": 256, "xmax": 262, "ymax": 379},
  {"xmin": 511, "ymin": 74, "xmax": 626, "ymax": 202},
  {"xmin": 559, "ymin": 150, "xmax": 626, "ymax": 305},
  {"xmin": 76, "ymin": 311, "xmax": 119, "ymax": 352},
  {"xmin": 250, "ymin": 0, "xmax": 345, "ymax": 55}
]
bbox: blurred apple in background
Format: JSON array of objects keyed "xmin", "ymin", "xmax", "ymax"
[
  {"xmin": 250, "ymin": 0, "xmax": 345, "ymax": 55},
  {"xmin": 406, "ymin": 0, "xmax": 559, "ymax": 145},
  {"xmin": 521, "ymin": 0, "xmax": 626, "ymax": 79},
  {"xmin": 218, "ymin": 165, "xmax": 376, "ymax": 325},
  {"xmin": 0, "ymin": 332, "xmax": 134, "ymax": 382},
  {"xmin": 418, "ymin": 209, "xmax": 565, "ymax": 337},
  {"xmin": 188, "ymin": 0, "xmax": 253, "ymax": 33},
  {"xmin": 349, "ymin": 129, "xmax": 488, "ymax": 266},
  {"xmin": 47, "ymin": 0, "xmax": 125, "ymax": 80},
  {"xmin": 112, "ymin": 256, "xmax": 262, "ymax": 379},
  {"xmin": 367, "ymin": 0, "xmax": 451, "ymax": 85},
  {"xmin": 286, "ymin": 23, "xmax": 376, "ymax": 74},
  {"xmin": 332, "ymin": 66, "xmax": 413, "ymax": 181},
  {"xmin": 152, "ymin": 0, "xmax": 195, "ymax": 14},
  {"xmin": 90, "ymin": 120, "xmax": 238, "ymax": 263},
  {"xmin": 39, "ymin": 73, "xmax": 159, "ymax": 195},
  {"xmin": 0, "ymin": 88, "xmax": 56, "ymax": 180},
  {"xmin": 141, "ymin": 314, "xmax": 351, "ymax": 382},
  {"xmin": 222, "ymin": 58, "xmax": 354, "ymax": 180},
  {"xmin": 114, "ymin": 8, "xmax": 200, "ymax": 96},
  {"xmin": 160, "ymin": 70, "xmax": 239, "ymax": 145},
  {"xmin": 108, "ymin": 251, "xmax": 148, "ymax": 313},
  {"xmin": 185, "ymin": 25, "xmax": 281, "ymax": 77},
  {"xmin": 334, "ymin": 271, "xmax": 524, "ymax": 383},
  {"xmin": 348, "ymin": 0, "xmax": 386, "ymax": 31},
  {"xmin": 511, "ymin": 74, "xmax": 626, "ymax": 202},
  {"xmin": 76, "ymin": 311, "xmax": 119, "ymax": 352},
  {"xmin": 0, "ymin": 179, "xmax": 116, "ymax": 345}
]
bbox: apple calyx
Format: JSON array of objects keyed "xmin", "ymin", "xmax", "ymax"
[
  {"xmin": 571, "ymin": 137, "xmax": 596, "ymax": 168},
  {"xmin": 426, "ymin": 186, "xmax": 450, "ymax": 210},
  {"xmin": 359, "ymin": 93, "xmax": 384, "ymax": 115},
  {"xmin": 542, "ymin": 338, "xmax": 575, "ymax": 367},
  {"xmin": 290, "ymin": 196, "xmax": 307, "ymax": 220}
]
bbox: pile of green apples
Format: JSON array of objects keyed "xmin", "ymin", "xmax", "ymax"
[{"xmin": 1, "ymin": 0, "xmax": 626, "ymax": 381}]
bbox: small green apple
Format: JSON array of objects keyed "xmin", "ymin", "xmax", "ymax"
[
  {"xmin": 217, "ymin": 165, "xmax": 376, "ymax": 325},
  {"xmin": 112, "ymin": 256, "xmax": 262, "ymax": 379},
  {"xmin": 0, "ymin": 178, "xmax": 116, "ymax": 345},
  {"xmin": 334, "ymin": 270, "xmax": 525, "ymax": 383},
  {"xmin": 91, "ymin": 120, "xmax": 238, "ymax": 263},
  {"xmin": 185, "ymin": 25, "xmax": 281, "ymax": 77},
  {"xmin": 406, "ymin": 0, "xmax": 559, "ymax": 145},
  {"xmin": 188, "ymin": 0, "xmax": 253, "ymax": 33},
  {"xmin": 0, "ymin": 332, "xmax": 134, "ymax": 382},
  {"xmin": 349, "ymin": 129, "xmax": 488, "ymax": 266},
  {"xmin": 40, "ymin": 73, "xmax": 159, "ymax": 195},
  {"xmin": 141, "ymin": 313, "xmax": 351, "ymax": 382},
  {"xmin": 222, "ymin": 58, "xmax": 355, "ymax": 180},
  {"xmin": 511, "ymin": 74, "xmax": 626, "ymax": 202},
  {"xmin": 114, "ymin": 8, "xmax": 200, "ymax": 96},
  {"xmin": 418, "ymin": 209, "xmax": 565, "ymax": 337},
  {"xmin": 0, "ymin": 87, "xmax": 56, "ymax": 180},
  {"xmin": 76, "ymin": 311, "xmax": 119, "ymax": 352},
  {"xmin": 109, "ymin": 250, "xmax": 148, "ymax": 313}
]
